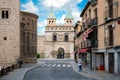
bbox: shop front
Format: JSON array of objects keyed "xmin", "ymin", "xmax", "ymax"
[
  {"xmin": 95, "ymin": 53, "xmax": 105, "ymax": 70},
  {"xmin": 77, "ymin": 48, "xmax": 92, "ymax": 69}
]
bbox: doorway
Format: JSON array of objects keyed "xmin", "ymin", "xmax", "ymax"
[
  {"xmin": 57, "ymin": 47, "xmax": 64, "ymax": 59},
  {"xmin": 118, "ymin": 53, "xmax": 120, "ymax": 75},
  {"xmin": 109, "ymin": 53, "xmax": 114, "ymax": 73}
]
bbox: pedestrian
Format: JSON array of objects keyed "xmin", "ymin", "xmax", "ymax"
[{"xmin": 77, "ymin": 56, "xmax": 82, "ymax": 72}]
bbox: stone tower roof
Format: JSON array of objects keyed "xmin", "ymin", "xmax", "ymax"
[
  {"xmin": 48, "ymin": 7, "xmax": 56, "ymax": 18},
  {"xmin": 65, "ymin": 9, "xmax": 73, "ymax": 19}
]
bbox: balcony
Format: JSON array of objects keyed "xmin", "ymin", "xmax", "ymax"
[
  {"xmin": 83, "ymin": 18, "xmax": 91, "ymax": 30},
  {"xmin": 90, "ymin": 0, "xmax": 97, "ymax": 6},
  {"xmin": 90, "ymin": 17, "xmax": 98, "ymax": 26},
  {"xmin": 87, "ymin": 39, "xmax": 98, "ymax": 48},
  {"xmin": 82, "ymin": 39, "xmax": 98, "ymax": 48},
  {"xmin": 86, "ymin": 18, "xmax": 91, "ymax": 27}
]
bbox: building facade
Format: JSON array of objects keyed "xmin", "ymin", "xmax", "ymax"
[
  {"xmin": 44, "ymin": 9, "xmax": 74, "ymax": 59},
  {"xmin": 20, "ymin": 11, "xmax": 38, "ymax": 63},
  {"xmin": 75, "ymin": 0, "xmax": 120, "ymax": 75},
  {"xmin": 0, "ymin": 0, "xmax": 20, "ymax": 68}
]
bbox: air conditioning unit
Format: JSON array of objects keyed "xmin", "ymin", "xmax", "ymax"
[
  {"xmin": 105, "ymin": 17, "xmax": 112, "ymax": 22},
  {"xmin": 107, "ymin": 17, "xmax": 112, "ymax": 20}
]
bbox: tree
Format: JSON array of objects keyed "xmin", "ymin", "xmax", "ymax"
[{"xmin": 36, "ymin": 53, "xmax": 40, "ymax": 59}]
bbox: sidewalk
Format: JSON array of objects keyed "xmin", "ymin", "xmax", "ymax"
[
  {"xmin": 71, "ymin": 62, "xmax": 120, "ymax": 80},
  {"xmin": 0, "ymin": 61, "xmax": 45, "ymax": 80}
]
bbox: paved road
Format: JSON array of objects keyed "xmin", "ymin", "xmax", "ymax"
[{"xmin": 24, "ymin": 60, "xmax": 97, "ymax": 80}]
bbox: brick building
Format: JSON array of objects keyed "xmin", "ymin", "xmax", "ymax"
[{"xmin": 75, "ymin": 0, "xmax": 120, "ymax": 75}]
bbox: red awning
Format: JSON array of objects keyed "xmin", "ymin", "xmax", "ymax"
[
  {"xmin": 78, "ymin": 48, "xmax": 89, "ymax": 53},
  {"xmin": 83, "ymin": 28, "xmax": 93, "ymax": 40}
]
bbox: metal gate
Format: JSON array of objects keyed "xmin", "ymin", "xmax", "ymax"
[
  {"xmin": 109, "ymin": 53, "xmax": 114, "ymax": 73},
  {"xmin": 118, "ymin": 53, "xmax": 120, "ymax": 75}
]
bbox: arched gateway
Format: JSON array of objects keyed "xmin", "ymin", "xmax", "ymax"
[{"xmin": 57, "ymin": 47, "xmax": 64, "ymax": 59}]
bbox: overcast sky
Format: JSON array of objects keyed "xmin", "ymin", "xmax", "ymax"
[{"xmin": 20, "ymin": 0, "xmax": 88, "ymax": 35}]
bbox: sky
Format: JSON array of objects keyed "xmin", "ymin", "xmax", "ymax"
[{"xmin": 20, "ymin": 0, "xmax": 88, "ymax": 35}]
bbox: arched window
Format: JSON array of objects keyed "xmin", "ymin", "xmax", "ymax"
[
  {"xmin": 64, "ymin": 33, "xmax": 69, "ymax": 41},
  {"xmin": 49, "ymin": 21, "xmax": 51, "ymax": 24}
]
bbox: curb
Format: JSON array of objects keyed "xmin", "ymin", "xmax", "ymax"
[
  {"xmin": 23, "ymin": 62, "xmax": 45, "ymax": 80},
  {"xmin": 70, "ymin": 62, "xmax": 98, "ymax": 79}
]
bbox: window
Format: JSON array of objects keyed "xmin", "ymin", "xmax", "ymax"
[
  {"xmin": 49, "ymin": 21, "xmax": 51, "ymax": 24},
  {"xmin": 64, "ymin": 33, "xmax": 69, "ymax": 41},
  {"xmin": 85, "ymin": 14, "xmax": 87, "ymax": 21},
  {"xmin": 4, "ymin": 37, "xmax": 7, "ymax": 40},
  {"xmin": 89, "ymin": 9, "xmax": 91, "ymax": 19},
  {"xmin": 94, "ymin": 8, "xmax": 97, "ymax": 17},
  {"xmin": 81, "ymin": 42, "xmax": 82, "ymax": 48},
  {"xmin": 52, "ymin": 21, "xmax": 54, "ymax": 23},
  {"xmin": 22, "ymin": 18, "xmax": 25, "ymax": 21},
  {"xmin": 108, "ymin": 25, "xmax": 114, "ymax": 46},
  {"xmin": 51, "ymin": 28, "xmax": 53, "ymax": 30},
  {"xmin": 32, "ymin": 20, "xmax": 34, "ymax": 27},
  {"xmin": 53, "ymin": 33, "xmax": 57, "ymax": 41},
  {"xmin": 27, "ymin": 22, "xmax": 30, "ymax": 25},
  {"xmin": 2, "ymin": 10, "xmax": 9, "ymax": 19}
]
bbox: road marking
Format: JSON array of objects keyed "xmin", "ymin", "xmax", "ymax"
[
  {"xmin": 47, "ymin": 64, "xmax": 51, "ymax": 67},
  {"xmin": 67, "ymin": 64, "xmax": 71, "ymax": 67},
  {"xmin": 62, "ymin": 64, "xmax": 66, "ymax": 67},
  {"xmin": 57, "ymin": 64, "xmax": 61, "ymax": 67},
  {"xmin": 42, "ymin": 63, "xmax": 71, "ymax": 68},
  {"xmin": 52, "ymin": 64, "xmax": 56, "ymax": 67},
  {"xmin": 42, "ymin": 64, "xmax": 47, "ymax": 67}
]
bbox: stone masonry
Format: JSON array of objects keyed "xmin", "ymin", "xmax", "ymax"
[{"xmin": 0, "ymin": 0, "xmax": 20, "ymax": 68}]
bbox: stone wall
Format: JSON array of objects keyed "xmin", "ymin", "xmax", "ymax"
[
  {"xmin": 0, "ymin": 0, "xmax": 20, "ymax": 68},
  {"xmin": 45, "ymin": 26, "xmax": 74, "ymax": 59},
  {"xmin": 20, "ymin": 11, "xmax": 38, "ymax": 63},
  {"xmin": 37, "ymin": 35, "xmax": 45, "ymax": 58}
]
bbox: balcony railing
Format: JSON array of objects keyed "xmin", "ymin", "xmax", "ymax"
[
  {"xmin": 90, "ymin": 0, "xmax": 97, "ymax": 6},
  {"xmin": 81, "ymin": 39, "xmax": 98, "ymax": 48},
  {"xmin": 86, "ymin": 18, "xmax": 91, "ymax": 27},
  {"xmin": 90, "ymin": 17, "xmax": 98, "ymax": 26},
  {"xmin": 83, "ymin": 18, "xmax": 91, "ymax": 30},
  {"xmin": 87, "ymin": 39, "xmax": 98, "ymax": 47}
]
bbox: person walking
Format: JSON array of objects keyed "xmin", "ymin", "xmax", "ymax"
[{"xmin": 77, "ymin": 56, "xmax": 82, "ymax": 72}]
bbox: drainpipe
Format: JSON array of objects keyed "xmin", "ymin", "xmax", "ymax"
[{"xmin": 90, "ymin": 48, "xmax": 92, "ymax": 70}]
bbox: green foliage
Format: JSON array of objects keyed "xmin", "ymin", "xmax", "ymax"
[{"xmin": 36, "ymin": 53, "xmax": 40, "ymax": 59}]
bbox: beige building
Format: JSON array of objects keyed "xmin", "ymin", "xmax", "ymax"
[
  {"xmin": 74, "ymin": 21, "xmax": 83, "ymax": 51},
  {"xmin": 44, "ymin": 9, "xmax": 74, "ymax": 59},
  {"xmin": 20, "ymin": 11, "xmax": 38, "ymax": 63},
  {"xmin": 0, "ymin": 0, "xmax": 20, "ymax": 68},
  {"xmin": 75, "ymin": 0, "xmax": 120, "ymax": 75},
  {"xmin": 37, "ymin": 35, "xmax": 45, "ymax": 58}
]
